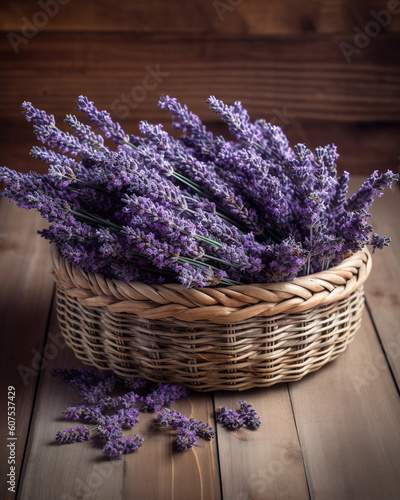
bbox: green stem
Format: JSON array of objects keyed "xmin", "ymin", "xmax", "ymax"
[
  {"xmin": 306, "ymin": 227, "xmax": 313, "ymax": 275},
  {"xmin": 202, "ymin": 253, "xmax": 241, "ymax": 269},
  {"xmin": 67, "ymin": 209, "xmax": 242, "ymax": 285}
]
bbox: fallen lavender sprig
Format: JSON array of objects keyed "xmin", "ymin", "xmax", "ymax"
[
  {"xmin": 56, "ymin": 425, "xmax": 91, "ymax": 444},
  {"xmin": 51, "ymin": 367, "xmax": 193, "ymax": 459},
  {"xmin": 102, "ymin": 435, "xmax": 144, "ymax": 458},
  {"xmin": 216, "ymin": 400, "xmax": 261, "ymax": 430},
  {"xmin": 140, "ymin": 384, "xmax": 189, "ymax": 412},
  {"xmin": 53, "ymin": 368, "xmax": 264, "ymax": 456},
  {"xmin": 157, "ymin": 408, "xmax": 215, "ymax": 451}
]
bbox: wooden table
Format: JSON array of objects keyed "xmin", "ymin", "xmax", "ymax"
[{"xmin": 1, "ymin": 177, "xmax": 400, "ymax": 500}]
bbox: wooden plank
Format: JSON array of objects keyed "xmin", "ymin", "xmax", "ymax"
[
  {"xmin": 289, "ymin": 308, "xmax": 400, "ymax": 499},
  {"xmin": 18, "ymin": 306, "xmax": 221, "ymax": 499},
  {"xmin": 1, "ymin": 34, "xmax": 399, "ymax": 124},
  {"xmin": 362, "ymin": 181, "xmax": 400, "ymax": 387},
  {"xmin": 0, "ymin": 199, "xmax": 54, "ymax": 500},
  {"xmin": 123, "ymin": 395, "xmax": 221, "ymax": 500},
  {"xmin": 1, "ymin": 0, "xmax": 399, "ymax": 34},
  {"xmin": 17, "ymin": 334, "xmax": 123, "ymax": 500},
  {"xmin": 214, "ymin": 387, "xmax": 310, "ymax": 500}
]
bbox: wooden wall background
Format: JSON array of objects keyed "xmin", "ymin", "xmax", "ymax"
[{"xmin": 0, "ymin": 0, "xmax": 399, "ymax": 175}]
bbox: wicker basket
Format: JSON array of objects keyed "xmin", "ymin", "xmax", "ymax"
[{"xmin": 51, "ymin": 246, "xmax": 372, "ymax": 391}]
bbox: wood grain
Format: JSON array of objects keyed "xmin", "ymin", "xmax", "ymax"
[
  {"xmin": 1, "ymin": 175, "xmax": 400, "ymax": 498},
  {"xmin": 18, "ymin": 306, "xmax": 220, "ymax": 499},
  {"xmin": 123, "ymin": 395, "xmax": 221, "ymax": 500},
  {"xmin": 0, "ymin": 200, "xmax": 54, "ymax": 500},
  {"xmin": 1, "ymin": 32, "xmax": 399, "ymax": 175},
  {"xmin": 2, "ymin": 33, "xmax": 399, "ymax": 120},
  {"xmin": 17, "ymin": 334, "xmax": 124, "ymax": 500},
  {"xmin": 1, "ymin": 0, "xmax": 399, "ymax": 179},
  {"xmin": 289, "ymin": 309, "xmax": 400, "ymax": 499},
  {"xmin": 363, "ymin": 182, "xmax": 400, "ymax": 388},
  {"xmin": 214, "ymin": 386, "xmax": 310, "ymax": 500},
  {"xmin": 1, "ymin": 0, "xmax": 400, "ymax": 34}
]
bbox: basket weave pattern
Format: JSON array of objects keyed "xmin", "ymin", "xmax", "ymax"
[{"xmin": 52, "ymin": 246, "xmax": 372, "ymax": 391}]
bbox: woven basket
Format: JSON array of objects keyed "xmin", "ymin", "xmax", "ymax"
[{"xmin": 51, "ymin": 246, "xmax": 372, "ymax": 391}]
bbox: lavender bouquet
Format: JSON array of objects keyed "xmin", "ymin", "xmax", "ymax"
[{"xmin": 0, "ymin": 96, "xmax": 398, "ymax": 288}]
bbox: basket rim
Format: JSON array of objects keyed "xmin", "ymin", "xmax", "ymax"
[{"xmin": 51, "ymin": 246, "xmax": 372, "ymax": 324}]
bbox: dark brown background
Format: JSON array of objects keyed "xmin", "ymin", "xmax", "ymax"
[{"xmin": 1, "ymin": 0, "xmax": 399, "ymax": 175}]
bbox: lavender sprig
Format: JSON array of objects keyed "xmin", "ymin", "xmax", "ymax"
[
  {"xmin": 216, "ymin": 400, "xmax": 261, "ymax": 430},
  {"xmin": 56, "ymin": 425, "xmax": 91, "ymax": 444},
  {"xmin": 76, "ymin": 95, "xmax": 130, "ymax": 145},
  {"xmin": 53, "ymin": 368, "xmax": 193, "ymax": 459},
  {"xmin": 2, "ymin": 96, "xmax": 398, "ymax": 287},
  {"xmin": 102, "ymin": 435, "xmax": 144, "ymax": 458},
  {"xmin": 346, "ymin": 170, "xmax": 398, "ymax": 212},
  {"xmin": 158, "ymin": 96, "xmax": 216, "ymax": 160},
  {"xmin": 157, "ymin": 408, "xmax": 215, "ymax": 451}
]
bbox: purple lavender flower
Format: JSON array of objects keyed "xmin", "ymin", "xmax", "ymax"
[
  {"xmin": 206, "ymin": 96, "xmax": 261, "ymax": 145},
  {"xmin": 94, "ymin": 396, "xmax": 120, "ymax": 411},
  {"xmin": 64, "ymin": 114, "xmax": 105, "ymax": 151},
  {"xmin": 216, "ymin": 400, "xmax": 261, "ymax": 430},
  {"xmin": 2, "ymin": 96, "xmax": 399, "ymax": 288},
  {"xmin": 193, "ymin": 421, "xmax": 215, "ymax": 440},
  {"xmin": 238, "ymin": 400, "xmax": 261, "ymax": 429},
  {"xmin": 139, "ymin": 383, "xmax": 188, "ymax": 412},
  {"xmin": 216, "ymin": 407, "xmax": 243, "ymax": 429},
  {"xmin": 256, "ymin": 119, "xmax": 296, "ymax": 163},
  {"xmin": 22, "ymin": 102, "xmax": 94, "ymax": 156},
  {"xmin": 123, "ymin": 378, "xmax": 150, "ymax": 391},
  {"xmin": 330, "ymin": 171, "xmax": 350, "ymax": 210},
  {"xmin": 97, "ymin": 415, "xmax": 123, "ymax": 441},
  {"xmin": 176, "ymin": 429, "xmax": 198, "ymax": 451},
  {"xmin": 76, "ymin": 96, "xmax": 130, "ymax": 145},
  {"xmin": 158, "ymin": 96, "xmax": 216, "ymax": 160},
  {"xmin": 56, "ymin": 425, "xmax": 91, "ymax": 444},
  {"xmin": 157, "ymin": 408, "xmax": 183, "ymax": 428},
  {"xmin": 117, "ymin": 408, "xmax": 140, "ymax": 427},
  {"xmin": 346, "ymin": 170, "xmax": 399, "ymax": 212},
  {"xmin": 61, "ymin": 406, "xmax": 105, "ymax": 424},
  {"xmin": 157, "ymin": 408, "xmax": 215, "ymax": 446},
  {"xmin": 369, "ymin": 233, "xmax": 391, "ymax": 252},
  {"xmin": 102, "ymin": 434, "xmax": 144, "ymax": 458},
  {"xmin": 124, "ymin": 435, "xmax": 144, "ymax": 454},
  {"xmin": 118, "ymin": 391, "xmax": 140, "ymax": 409},
  {"xmin": 80, "ymin": 377, "xmax": 116, "ymax": 405},
  {"xmin": 102, "ymin": 439, "xmax": 124, "ymax": 459},
  {"xmin": 21, "ymin": 101, "xmax": 55, "ymax": 126},
  {"xmin": 171, "ymin": 149, "xmax": 263, "ymax": 235}
]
